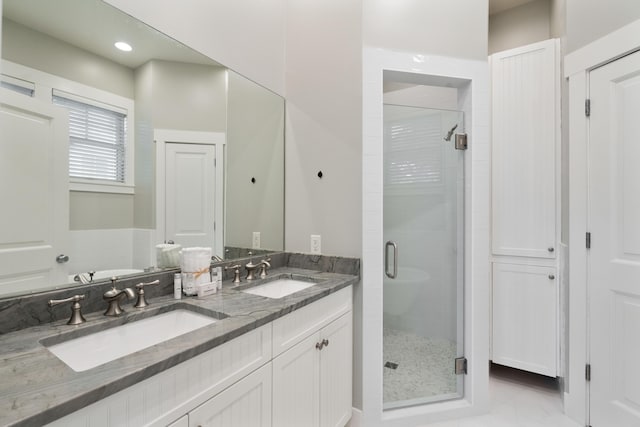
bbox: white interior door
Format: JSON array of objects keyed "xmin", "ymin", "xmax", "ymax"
[
  {"xmin": 0, "ymin": 88, "xmax": 69, "ymax": 296},
  {"xmin": 165, "ymin": 143, "xmax": 216, "ymax": 249},
  {"xmin": 589, "ymin": 49, "xmax": 640, "ymax": 427}
]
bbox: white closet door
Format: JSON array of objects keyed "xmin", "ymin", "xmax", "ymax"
[
  {"xmin": 491, "ymin": 39, "xmax": 558, "ymax": 258},
  {"xmin": 0, "ymin": 89, "xmax": 69, "ymax": 295},
  {"xmin": 589, "ymin": 48, "xmax": 640, "ymax": 427},
  {"xmin": 165, "ymin": 143, "xmax": 216, "ymax": 248},
  {"xmin": 492, "ymin": 263, "xmax": 557, "ymax": 377}
]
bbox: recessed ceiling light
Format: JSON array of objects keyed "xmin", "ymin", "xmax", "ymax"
[{"xmin": 114, "ymin": 41, "xmax": 132, "ymax": 52}]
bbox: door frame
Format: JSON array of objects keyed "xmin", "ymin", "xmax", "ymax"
[
  {"xmin": 154, "ymin": 129, "xmax": 225, "ymax": 258},
  {"xmin": 361, "ymin": 48, "xmax": 490, "ymax": 426},
  {"xmin": 565, "ymin": 17, "xmax": 640, "ymax": 426}
]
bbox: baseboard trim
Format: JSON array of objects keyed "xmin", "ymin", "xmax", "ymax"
[{"xmin": 347, "ymin": 407, "xmax": 362, "ymax": 427}]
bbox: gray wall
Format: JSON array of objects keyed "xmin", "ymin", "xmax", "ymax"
[
  {"xmin": 226, "ymin": 71, "xmax": 284, "ymax": 251},
  {"xmin": 489, "ymin": 0, "xmax": 550, "ymax": 54},
  {"xmin": 2, "ymin": 18, "xmax": 133, "ymax": 98},
  {"xmin": 566, "ymin": 0, "xmax": 640, "ymax": 52}
]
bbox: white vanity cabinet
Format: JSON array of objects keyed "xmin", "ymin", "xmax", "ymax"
[
  {"xmin": 490, "ymin": 38, "xmax": 560, "ymax": 377},
  {"xmin": 44, "ymin": 285, "xmax": 353, "ymax": 427},
  {"xmin": 272, "ymin": 286, "xmax": 353, "ymax": 427},
  {"xmin": 272, "ymin": 312, "xmax": 352, "ymax": 427},
  {"xmin": 188, "ymin": 363, "xmax": 272, "ymax": 427}
]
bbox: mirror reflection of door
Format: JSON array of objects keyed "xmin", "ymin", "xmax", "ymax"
[
  {"xmin": 155, "ymin": 130, "xmax": 224, "ymax": 257},
  {"xmin": 0, "ymin": 88, "xmax": 69, "ymax": 296},
  {"xmin": 165, "ymin": 143, "xmax": 215, "ymax": 248}
]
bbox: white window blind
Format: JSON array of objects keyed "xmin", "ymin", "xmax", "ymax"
[
  {"xmin": 52, "ymin": 92, "xmax": 127, "ymax": 182},
  {"xmin": 1, "ymin": 74, "xmax": 35, "ymax": 97},
  {"xmin": 384, "ymin": 113, "xmax": 443, "ymax": 188}
]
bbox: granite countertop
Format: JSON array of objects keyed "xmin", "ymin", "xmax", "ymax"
[{"xmin": 0, "ymin": 267, "xmax": 358, "ymax": 427}]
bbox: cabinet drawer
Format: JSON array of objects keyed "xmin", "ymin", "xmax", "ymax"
[{"xmin": 272, "ymin": 286, "xmax": 352, "ymax": 357}]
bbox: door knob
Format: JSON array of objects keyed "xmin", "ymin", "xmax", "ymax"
[{"xmin": 56, "ymin": 254, "xmax": 70, "ymax": 263}]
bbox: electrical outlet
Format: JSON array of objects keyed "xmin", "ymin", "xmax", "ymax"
[
  {"xmin": 310, "ymin": 234, "xmax": 321, "ymax": 254},
  {"xmin": 252, "ymin": 232, "xmax": 261, "ymax": 249}
]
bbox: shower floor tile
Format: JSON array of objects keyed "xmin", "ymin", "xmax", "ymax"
[{"xmin": 383, "ymin": 327, "xmax": 458, "ymax": 405}]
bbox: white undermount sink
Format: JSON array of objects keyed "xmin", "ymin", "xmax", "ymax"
[
  {"xmin": 45, "ymin": 309, "xmax": 217, "ymax": 372},
  {"xmin": 241, "ymin": 278, "xmax": 316, "ymax": 299}
]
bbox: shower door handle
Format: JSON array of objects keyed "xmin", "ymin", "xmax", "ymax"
[{"xmin": 385, "ymin": 241, "xmax": 398, "ymax": 279}]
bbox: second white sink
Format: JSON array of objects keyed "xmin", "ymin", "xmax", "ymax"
[
  {"xmin": 241, "ymin": 279, "xmax": 315, "ymax": 299},
  {"xmin": 45, "ymin": 309, "xmax": 217, "ymax": 372}
]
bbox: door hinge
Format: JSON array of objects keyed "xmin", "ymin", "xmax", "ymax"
[
  {"xmin": 586, "ymin": 232, "xmax": 591, "ymax": 249},
  {"xmin": 455, "ymin": 357, "xmax": 467, "ymax": 375},
  {"xmin": 454, "ymin": 133, "xmax": 468, "ymax": 150},
  {"xmin": 585, "ymin": 99, "xmax": 591, "ymax": 117},
  {"xmin": 586, "ymin": 364, "xmax": 591, "ymax": 382}
]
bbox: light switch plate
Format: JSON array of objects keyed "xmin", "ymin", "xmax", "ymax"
[
  {"xmin": 252, "ymin": 232, "xmax": 261, "ymax": 249},
  {"xmin": 310, "ymin": 234, "xmax": 321, "ymax": 254}
]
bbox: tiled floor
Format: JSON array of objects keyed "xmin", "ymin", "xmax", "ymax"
[
  {"xmin": 383, "ymin": 328, "xmax": 458, "ymax": 405},
  {"xmin": 425, "ymin": 365, "xmax": 581, "ymax": 427}
]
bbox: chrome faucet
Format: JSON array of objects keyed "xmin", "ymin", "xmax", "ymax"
[
  {"xmin": 48, "ymin": 294, "xmax": 86, "ymax": 325},
  {"xmin": 246, "ymin": 258, "xmax": 271, "ymax": 280},
  {"xmin": 73, "ymin": 271, "xmax": 95, "ymax": 284},
  {"xmin": 258, "ymin": 258, "xmax": 271, "ymax": 278},
  {"xmin": 245, "ymin": 261, "xmax": 260, "ymax": 280},
  {"xmin": 133, "ymin": 280, "xmax": 160, "ymax": 308},
  {"xmin": 225, "ymin": 264, "xmax": 242, "ymax": 283},
  {"xmin": 103, "ymin": 278, "xmax": 135, "ymax": 317}
]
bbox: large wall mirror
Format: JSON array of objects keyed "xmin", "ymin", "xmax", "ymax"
[{"xmin": 0, "ymin": 0, "xmax": 284, "ymax": 297}]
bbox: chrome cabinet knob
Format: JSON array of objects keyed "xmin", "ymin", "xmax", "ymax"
[{"xmin": 56, "ymin": 254, "xmax": 70, "ymax": 263}]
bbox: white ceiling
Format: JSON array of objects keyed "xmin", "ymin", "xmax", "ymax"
[
  {"xmin": 489, "ymin": 0, "xmax": 538, "ymax": 15},
  {"xmin": 2, "ymin": 0, "xmax": 221, "ymax": 69}
]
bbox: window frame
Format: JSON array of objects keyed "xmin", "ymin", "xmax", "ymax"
[{"xmin": 2, "ymin": 60, "xmax": 135, "ymax": 194}]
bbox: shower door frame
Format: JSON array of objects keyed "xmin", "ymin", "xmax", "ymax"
[{"xmin": 361, "ymin": 48, "xmax": 490, "ymax": 427}]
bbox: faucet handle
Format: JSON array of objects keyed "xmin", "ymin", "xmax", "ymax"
[
  {"xmin": 48, "ymin": 294, "xmax": 87, "ymax": 325},
  {"xmin": 259, "ymin": 258, "xmax": 271, "ymax": 278},
  {"xmin": 134, "ymin": 280, "xmax": 160, "ymax": 308},
  {"xmin": 225, "ymin": 264, "xmax": 242, "ymax": 283}
]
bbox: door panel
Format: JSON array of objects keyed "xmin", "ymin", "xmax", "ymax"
[
  {"xmin": 0, "ymin": 89, "xmax": 68, "ymax": 295},
  {"xmin": 382, "ymin": 105, "xmax": 464, "ymax": 408},
  {"xmin": 272, "ymin": 332, "xmax": 320, "ymax": 427},
  {"xmin": 492, "ymin": 263, "xmax": 557, "ymax": 377},
  {"xmin": 319, "ymin": 313, "xmax": 352, "ymax": 427},
  {"xmin": 165, "ymin": 143, "xmax": 216, "ymax": 248},
  {"xmin": 589, "ymin": 49, "xmax": 640, "ymax": 427}
]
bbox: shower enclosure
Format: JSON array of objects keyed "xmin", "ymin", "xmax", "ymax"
[{"xmin": 382, "ymin": 104, "xmax": 465, "ymax": 409}]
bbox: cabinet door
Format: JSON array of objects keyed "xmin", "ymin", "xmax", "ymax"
[
  {"xmin": 189, "ymin": 363, "xmax": 271, "ymax": 427},
  {"xmin": 491, "ymin": 39, "xmax": 558, "ymax": 259},
  {"xmin": 272, "ymin": 332, "xmax": 320, "ymax": 427},
  {"xmin": 319, "ymin": 312, "xmax": 352, "ymax": 427},
  {"xmin": 492, "ymin": 263, "xmax": 557, "ymax": 376}
]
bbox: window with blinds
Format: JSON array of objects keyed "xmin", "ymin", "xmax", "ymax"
[
  {"xmin": 384, "ymin": 112, "xmax": 444, "ymax": 192},
  {"xmin": 52, "ymin": 92, "xmax": 127, "ymax": 182},
  {"xmin": 1, "ymin": 74, "xmax": 35, "ymax": 97}
]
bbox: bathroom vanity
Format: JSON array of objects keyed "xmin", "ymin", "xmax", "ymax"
[{"xmin": 0, "ymin": 259, "xmax": 357, "ymax": 427}]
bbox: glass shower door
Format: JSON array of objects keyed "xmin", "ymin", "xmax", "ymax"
[{"xmin": 382, "ymin": 104, "xmax": 465, "ymax": 409}]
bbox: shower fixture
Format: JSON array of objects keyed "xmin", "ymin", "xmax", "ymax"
[{"xmin": 444, "ymin": 123, "xmax": 458, "ymax": 141}]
